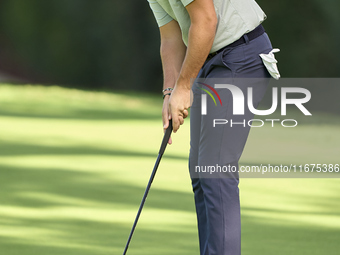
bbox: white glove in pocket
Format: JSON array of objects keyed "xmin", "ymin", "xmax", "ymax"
[{"xmin": 260, "ymin": 49, "xmax": 281, "ymax": 80}]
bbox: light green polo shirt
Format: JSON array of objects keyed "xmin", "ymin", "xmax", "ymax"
[{"xmin": 147, "ymin": 0, "xmax": 267, "ymax": 53}]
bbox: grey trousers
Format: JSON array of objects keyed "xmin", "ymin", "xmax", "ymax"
[{"xmin": 189, "ymin": 32, "xmax": 273, "ymax": 255}]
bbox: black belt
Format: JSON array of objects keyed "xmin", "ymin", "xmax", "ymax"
[{"xmin": 207, "ymin": 24, "xmax": 265, "ymax": 60}]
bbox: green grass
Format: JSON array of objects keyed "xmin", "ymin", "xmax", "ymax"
[{"xmin": 0, "ymin": 84, "xmax": 339, "ymax": 255}]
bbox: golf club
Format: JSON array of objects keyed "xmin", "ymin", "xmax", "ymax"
[{"xmin": 122, "ymin": 120, "xmax": 173, "ymax": 255}]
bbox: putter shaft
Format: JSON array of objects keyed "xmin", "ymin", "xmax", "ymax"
[{"xmin": 122, "ymin": 120, "xmax": 172, "ymax": 255}]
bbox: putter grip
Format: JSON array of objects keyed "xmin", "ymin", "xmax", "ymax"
[{"xmin": 159, "ymin": 120, "xmax": 172, "ymax": 155}]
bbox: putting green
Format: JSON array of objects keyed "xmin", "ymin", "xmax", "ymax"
[{"xmin": 0, "ymin": 84, "xmax": 339, "ymax": 255}]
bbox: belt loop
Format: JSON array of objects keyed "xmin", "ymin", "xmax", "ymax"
[{"xmin": 244, "ymin": 34, "xmax": 250, "ymax": 45}]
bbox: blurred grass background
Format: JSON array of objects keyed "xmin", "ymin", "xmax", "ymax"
[{"xmin": 0, "ymin": 84, "xmax": 339, "ymax": 254}]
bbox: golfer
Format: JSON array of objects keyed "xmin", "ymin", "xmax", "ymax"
[{"xmin": 148, "ymin": 0, "xmax": 277, "ymax": 254}]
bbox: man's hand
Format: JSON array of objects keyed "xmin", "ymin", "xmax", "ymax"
[{"xmin": 168, "ymin": 84, "xmax": 191, "ymax": 133}]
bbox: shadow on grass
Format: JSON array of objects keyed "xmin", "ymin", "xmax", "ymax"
[
  {"xmin": 0, "ymin": 222, "xmax": 199, "ymax": 255},
  {"xmin": 0, "ymin": 139, "xmax": 187, "ymax": 161},
  {"xmin": 0, "ymin": 109, "xmax": 160, "ymax": 121},
  {"xmin": 0, "ymin": 163, "xmax": 197, "ymax": 254},
  {"xmin": 0, "ymin": 163, "xmax": 194, "ymax": 212},
  {"xmin": 0, "ymin": 85, "xmax": 163, "ymax": 120},
  {"xmin": 1, "ymin": 202, "xmax": 339, "ymax": 255},
  {"xmin": 241, "ymin": 216, "xmax": 340, "ymax": 255}
]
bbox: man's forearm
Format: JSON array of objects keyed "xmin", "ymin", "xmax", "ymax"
[
  {"xmin": 159, "ymin": 0, "xmax": 218, "ymax": 133},
  {"xmin": 160, "ymin": 32, "xmax": 186, "ymax": 91},
  {"xmin": 176, "ymin": 14, "xmax": 217, "ymax": 89}
]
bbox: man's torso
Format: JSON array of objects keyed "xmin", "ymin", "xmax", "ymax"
[{"xmin": 148, "ymin": 0, "xmax": 267, "ymax": 53}]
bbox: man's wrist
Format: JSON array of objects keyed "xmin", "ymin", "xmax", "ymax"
[
  {"xmin": 162, "ymin": 87, "xmax": 173, "ymax": 100},
  {"xmin": 176, "ymin": 75, "xmax": 192, "ymax": 90},
  {"xmin": 163, "ymin": 92, "xmax": 172, "ymax": 99}
]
